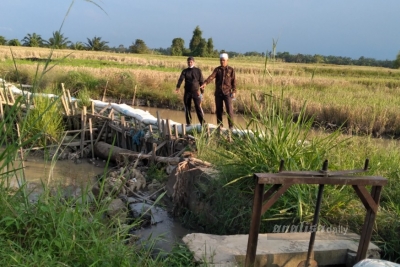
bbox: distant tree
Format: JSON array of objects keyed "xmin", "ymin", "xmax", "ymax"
[
  {"xmin": 0, "ymin": 36, "xmax": 8, "ymax": 45},
  {"xmin": 394, "ymin": 51, "xmax": 400, "ymax": 69},
  {"xmin": 198, "ymin": 38, "xmax": 208, "ymax": 57},
  {"xmin": 117, "ymin": 44, "xmax": 127, "ymax": 53},
  {"xmin": 206, "ymin": 38, "xmax": 218, "ymax": 57},
  {"xmin": 22, "ymin": 33, "xmax": 44, "ymax": 47},
  {"xmin": 170, "ymin": 38, "xmax": 185, "ymax": 56},
  {"xmin": 85, "ymin": 36, "xmax": 109, "ymax": 51},
  {"xmin": 313, "ymin": 54, "xmax": 324, "ymax": 63},
  {"xmin": 45, "ymin": 31, "xmax": 71, "ymax": 49},
  {"xmin": 189, "ymin": 26, "xmax": 204, "ymax": 56},
  {"xmin": 70, "ymin": 41, "xmax": 85, "ymax": 50},
  {"xmin": 129, "ymin": 39, "xmax": 149, "ymax": 54},
  {"xmin": 153, "ymin": 47, "xmax": 171, "ymax": 55},
  {"xmin": 8, "ymin": 39, "xmax": 21, "ymax": 46}
]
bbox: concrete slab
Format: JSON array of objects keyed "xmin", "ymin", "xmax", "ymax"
[{"xmin": 182, "ymin": 232, "xmax": 381, "ymax": 267}]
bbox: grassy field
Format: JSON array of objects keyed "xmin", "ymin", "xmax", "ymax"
[{"xmin": 2, "ymin": 46, "xmax": 400, "ymax": 137}]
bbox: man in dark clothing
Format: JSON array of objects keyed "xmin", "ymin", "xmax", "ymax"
[
  {"xmin": 201, "ymin": 53, "xmax": 236, "ymax": 129},
  {"xmin": 175, "ymin": 56, "xmax": 205, "ymax": 125}
]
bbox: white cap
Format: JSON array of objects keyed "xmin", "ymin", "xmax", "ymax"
[{"xmin": 220, "ymin": 53, "xmax": 228, "ymax": 59}]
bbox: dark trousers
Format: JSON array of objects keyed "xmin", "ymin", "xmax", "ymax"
[
  {"xmin": 215, "ymin": 93, "xmax": 234, "ymax": 128},
  {"xmin": 184, "ymin": 92, "xmax": 204, "ymax": 125}
]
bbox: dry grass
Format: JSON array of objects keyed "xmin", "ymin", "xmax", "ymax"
[{"xmin": 2, "ymin": 46, "xmax": 400, "ymax": 136}]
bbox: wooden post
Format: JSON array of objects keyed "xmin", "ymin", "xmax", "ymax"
[
  {"xmin": 174, "ymin": 124, "xmax": 178, "ymax": 139},
  {"xmin": 355, "ymin": 185, "xmax": 383, "ymax": 262},
  {"xmin": 89, "ymin": 118, "xmax": 95, "ymax": 159},
  {"xmin": 181, "ymin": 123, "xmax": 186, "ymax": 137},
  {"xmin": 121, "ymin": 116, "xmax": 127, "ymax": 149},
  {"xmin": 161, "ymin": 120, "xmax": 165, "ymax": 139},
  {"xmin": 95, "ymin": 121, "xmax": 108, "ymax": 144},
  {"xmin": 102, "ymin": 80, "xmax": 108, "ymax": 102},
  {"xmin": 60, "ymin": 95, "xmax": 69, "ymax": 115},
  {"xmin": 245, "ymin": 176, "xmax": 265, "ymax": 267},
  {"xmin": 80, "ymin": 106, "xmax": 87, "ymax": 158},
  {"xmin": 66, "ymin": 87, "xmax": 75, "ymax": 115},
  {"xmin": 166, "ymin": 119, "xmax": 172, "ymax": 140},
  {"xmin": 152, "ymin": 143, "xmax": 157, "ymax": 164},
  {"xmin": 156, "ymin": 110, "xmax": 162, "ymax": 134},
  {"xmin": 7, "ymin": 85, "xmax": 15, "ymax": 104},
  {"xmin": 91, "ymin": 100, "xmax": 95, "ymax": 115},
  {"xmin": 132, "ymin": 84, "xmax": 137, "ymax": 106}
]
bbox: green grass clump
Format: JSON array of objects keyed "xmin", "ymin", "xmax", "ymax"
[{"xmin": 23, "ymin": 93, "xmax": 64, "ymax": 147}]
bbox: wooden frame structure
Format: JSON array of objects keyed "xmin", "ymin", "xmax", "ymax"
[{"xmin": 245, "ymin": 160, "xmax": 387, "ymax": 267}]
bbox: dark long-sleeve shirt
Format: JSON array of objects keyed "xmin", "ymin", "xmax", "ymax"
[
  {"xmin": 176, "ymin": 67, "xmax": 204, "ymax": 93},
  {"xmin": 204, "ymin": 65, "xmax": 236, "ymax": 96}
]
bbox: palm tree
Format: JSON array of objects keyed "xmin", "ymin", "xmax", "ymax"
[
  {"xmin": 70, "ymin": 41, "xmax": 85, "ymax": 50},
  {"xmin": 0, "ymin": 36, "xmax": 7, "ymax": 45},
  {"xmin": 85, "ymin": 36, "xmax": 109, "ymax": 51},
  {"xmin": 45, "ymin": 31, "xmax": 71, "ymax": 49},
  {"xmin": 22, "ymin": 33, "xmax": 44, "ymax": 47}
]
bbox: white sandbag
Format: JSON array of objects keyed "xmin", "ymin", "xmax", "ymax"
[{"xmin": 354, "ymin": 259, "xmax": 400, "ymax": 267}]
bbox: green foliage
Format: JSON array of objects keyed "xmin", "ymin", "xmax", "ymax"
[
  {"xmin": 0, "ymin": 35, "xmax": 7, "ymax": 45},
  {"xmin": 70, "ymin": 41, "xmax": 85, "ymax": 50},
  {"xmin": 45, "ymin": 31, "xmax": 71, "ymax": 49},
  {"xmin": 77, "ymin": 87, "xmax": 92, "ymax": 108},
  {"xmin": 22, "ymin": 33, "xmax": 44, "ymax": 47},
  {"xmin": 171, "ymin": 38, "xmax": 185, "ymax": 56},
  {"xmin": 189, "ymin": 26, "xmax": 203, "ymax": 56},
  {"xmin": 8, "ymin": 39, "xmax": 21, "ymax": 46},
  {"xmin": 85, "ymin": 36, "xmax": 109, "ymax": 51},
  {"xmin": 394, "ymin": 51, "xmax": 400, "ymax": 69},
  {"xmin": 129, "ymin": 39, "xmax": 150, "ymax": 54},
  {"xmin": 23, "ymin": 94, "xmax": 64, "ymax": 147},
  {"xmin": 62, "ymin": 70, "xmax": 102, "ymax": 95},
  {"xmin": 146, "ymin": 163, "xmax": 167, "ymax": 183}
]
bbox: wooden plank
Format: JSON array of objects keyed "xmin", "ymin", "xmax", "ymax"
[
  {"xmin": 352, "ymin": 185, "xmax": 378, "ymax": 213},
  {"xmin": 261, "ymin": 183, "xmax": 291, "ymax": 214},
  {"xmin": 147, "ymin": 140, "xmax": 167, "ymax": 155},
  {"xmin": 356, "ymin": 186, "xmax": 383, "ymax": 262},
  {"xmin": 245, "ymin": 178, "xmax": 265, "ymax": 267},
  {"xmin": 95, "ymin": 121, "xmax": 108, "ymax": 144},
  {"xmin": 63, "ymin": 128, "xmax": 98, "ymax": 134},
  {"xmin": 256, "ymin": 173, "xmax": 387, "ymax": 186}
]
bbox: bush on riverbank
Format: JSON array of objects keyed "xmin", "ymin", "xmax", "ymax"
[{"xmin": 187, "ymin": 94, "xmax": 400, "ymax": 262}]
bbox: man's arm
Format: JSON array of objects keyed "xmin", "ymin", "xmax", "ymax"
[
  {"xmin": 175, "ymin": 70, "xmax": 185, "ymax": 92},
  {"xmin": 200, "ymin": 67, "xmax": 218, "ymax": 89},
  {"xmin": 198, "ymin": 69, "xmax": 205, "ymax": 93},
  {"xmin": 231, "ymin": 67, "xmax": 237, "ymax": 94}
]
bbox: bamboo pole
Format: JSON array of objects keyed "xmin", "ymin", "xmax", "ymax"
[
  {"xmin": 81, "ymin": 106, "xmax": 87, "ymax": 158},
  {"xmin": 174, "ymin": 124, "xmax": 178, "ymax": 139},
  {"xmin": 156, "ymin": 110, "xmax": 161, "ymax": 135},
  {"xmin": 181, "ymin": 123, "xmax": 186, "ymax": 137},
  {"xmin": 91, "ymin": 100, "xmax": 95, "ymax": 115},
  {"xmin": 66, "ymin": 89, "xmax": 75, "ymax": 115},
  {"xmin": 132, "ymin": 84, "xmax": 137, "ymax": 106},
  {"xmin": 95, "ymin": 121, "xmax": 108, "ymax": 144},
  {"xmin": 102, "ymin": 80, "xmax": 109, "ymax": 102},
  {"xmin": 121, "ymin": 116, "xmax": 127, "ymax": 149},
  {"xmin": 7, "ymin": 85, "xmax": 15, "ymax": 104},
  {"xmin": 89, "ymin": 118, "xmax": 95, "ymax": 159}
]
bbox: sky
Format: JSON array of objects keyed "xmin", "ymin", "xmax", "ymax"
[{"xmin": 1, "ymin": 0, "xmax": 400, "ymax": 61}]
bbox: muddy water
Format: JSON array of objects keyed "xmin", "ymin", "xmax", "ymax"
[{"xmin": 143, "ymin": 106, "xmax": 248, "ymax": 128}]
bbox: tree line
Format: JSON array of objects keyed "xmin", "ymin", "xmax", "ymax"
[{"xmin": 1, "ymin": 26, "xmax": 399, "ymax": 69}]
